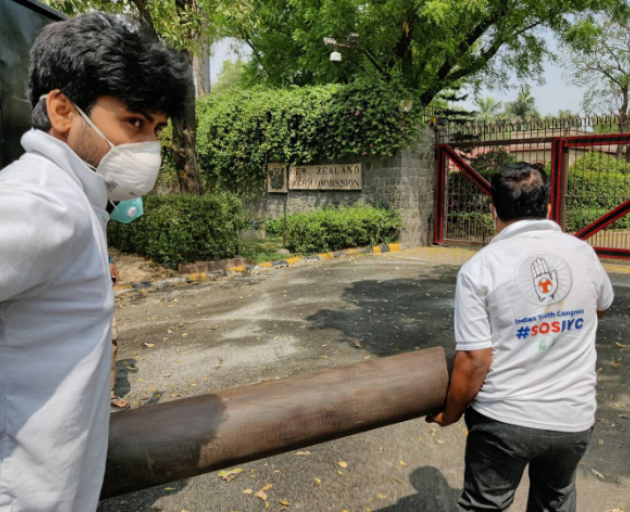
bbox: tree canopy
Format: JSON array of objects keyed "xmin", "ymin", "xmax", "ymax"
[
  {"xmin": 212, "ymin": 58, "xmax": 247, "ymax": 94},
  {"xmin": 46, "ymin": 0, "xmax": 251, "ymax": 54},
  {"xmin": 230, "ymin": 0, "xmax": 629, "ymax": 105},
  {"xmin": 563, "ymin": 16, "xmax": 630, "ymax": 116},
  {"xmin": 474, "ymin": 96, "xmax": 503, "ymax": 123},
  {"xmin": 503, "ymin": 85, "xmax": 541, "ymax": 120}
]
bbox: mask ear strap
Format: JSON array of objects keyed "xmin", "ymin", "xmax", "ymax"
[{"xmin": 39, "ymin": 93, "xmax": 117, "ymax": 152}]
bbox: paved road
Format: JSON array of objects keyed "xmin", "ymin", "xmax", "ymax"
[{"xmin": 98, "ymin": 247, "xmax": 630, "ymax": 512}]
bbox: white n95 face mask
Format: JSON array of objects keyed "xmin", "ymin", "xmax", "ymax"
[{"xmin": 40, "ymin": 94, "xmax": 162, "ymax": 202}]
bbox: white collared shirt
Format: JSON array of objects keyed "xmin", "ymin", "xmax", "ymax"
[
  {"xmin": 0, "ymin": 130, "xmax": 113, "ymax": 511},
  {"xmin": 455, "ymin": 219, "xmax": 614, "ymax": 432}
]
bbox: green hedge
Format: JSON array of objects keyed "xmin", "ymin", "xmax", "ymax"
[
  {"xmin": 566, "ymin": 208, "xmax": 630, "ymax": 232},
  {"xmin": 194, "ymin": 81, "xmax": 424, "ymax": 193},
  {"xmin": 567, "ymin": 153, "xmax": 630, "ymax": 210},
  {"xmin": 446, "ymin": 212, "xmax": 494, "ymax": 240},
  {"xmin": 280, "ymin": 206, "xmax": 402, "ymax": 254},
  {"xmin": 107, "ymin": 193, "xmax": 244, "ymax": 267}
]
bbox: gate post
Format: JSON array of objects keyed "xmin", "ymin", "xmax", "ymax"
[
  {"xmin": 433, "ymin": 145, "xmax": 446, "ymax": 244},
  {"xmin": 550, "ymin": 138, "xmax": 568, "ymax": 228}
]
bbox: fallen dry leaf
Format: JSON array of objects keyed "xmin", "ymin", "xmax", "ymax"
[
  {"xmin": 612, "ymin": 362, "xmax": 622, "ymax": 369},
  {"xmin": 314, "ymin": 478, "xmax": 321, "ymax": 484},
  {"xmin": 590, "ymin": 469, "xmax": 605, "ymax": 480},
  {"xmin": 376, "ymin": 493, "xmax": 388, "ymax": 500},
  {"xmin": 337, "ymin": 461, "xmax": 348, "ymax": 469},
  {"xmin": 598, "ymin": 439, "xmax": 605, "ymax": 445},
  {"xmin": 399, "ymin": 460, "xmax": 407, "ymax": 467},
  {"xmin": 142, "ymin": 343, "xmax": 155, "ymax": 348},
  {"xmin": 296, "ymin": 451, "xmax": 311, "ymax": 456},
  {"xmin": 188, "ymin": 382, "xmax": 197, "ymax": 387},
  {"xmin": 436, "ymin": 439, "xmax": 446, "ymax": 445},
  {"xmin": 164, "ymin": 487, "xmax": 176, "ymax": 491},
  {"xmin": 218, "ymin": 468, "xmax": 245, "ymax": 482},
  {"xmin": 615, "ymin": 342, "xmax": 627, "ymax": 348},
  {"xmin": 242, "ymin": 489, "xmax": 253, "ymax": 495},
  {"xmin": 619, "ymin": 414, "xmax": 629, "ymax": 419},
  {"xmin": 278, "ymin": 500, "xmax": 290, "ymax": 507},
  {"xmin": 395, "ymin": 478, "xmax": 404, "ymax": 484},
  {"xmin": 171, "ymin": 393, "xmax": 182, "ymax": 398},
  {"xmin": 354, "ymin": 340, "xmax": 362, "ymax": 348}
]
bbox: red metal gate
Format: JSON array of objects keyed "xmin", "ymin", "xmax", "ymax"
[{"xmin": 435, "ymin": 131, "xmax": 630, "ymax": 260}]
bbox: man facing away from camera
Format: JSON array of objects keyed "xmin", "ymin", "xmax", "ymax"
[
  {"xmin": 0, "ymin": 13, "xmax": 187, "ymax": 512},
  {"xmin": 428, "ymin": 162, "xmax": 614, "ymax": 512}
]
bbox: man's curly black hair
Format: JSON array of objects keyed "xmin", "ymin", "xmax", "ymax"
[
  {"xmin": 491, "ymin": 162, "xmax": 550, "ymax": 221},
  {"xmin": 29, "ymin": 12, "xmax": 189, "ymax": 130}
]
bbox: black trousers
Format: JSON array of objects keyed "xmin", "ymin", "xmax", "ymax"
[{"xmin": 458, "ymin": 408, "xmax": 592, "ymax": 512}]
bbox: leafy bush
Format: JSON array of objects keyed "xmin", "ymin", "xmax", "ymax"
[
  {"xmin": 567, "ymin": 152, "xmax": 630, "ymax": 210},
  {"xmin": 470, "ymin": 147, "xmax": 516, "ymax": 174},
  {"xmin": 446, "ymin": 212, "xmax": 495, "ymax": 241},
  {"xmin": 194, "ymin": 81, "xmax": 425, "ymax": 193},
  {"xmin": 265, "ymin": 217, "xmax": 284, "ymax": 235},
  {"xmin": 565, "ymin": 208, "xmax": 630, "ymax": 233},
  {"xmin": 107, "ymin": 193, "xmax": 245, "ymax": 267},
  {"xmin": 282, "ymin": 206, "xmax": 402, "ymax": 254},
  {"xmin": 569, "ymin": 151, "xmax": 630, "ymax": 175}
]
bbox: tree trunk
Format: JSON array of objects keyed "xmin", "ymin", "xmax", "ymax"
[
  {"xmin": 393, "ymin": 15, "xmax": 417, "ymax": 88},
  {"xmin": 194, "ymin": 39, "xmax": 211, "ymax": 96},
  {"xmin": 172, "ymin": 52, "xmax": 204, "ymax": 194}
]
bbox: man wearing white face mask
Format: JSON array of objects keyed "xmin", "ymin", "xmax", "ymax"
[{"xmin": 0, "ymin": 13, "xmax": 187, "ymax": 512}]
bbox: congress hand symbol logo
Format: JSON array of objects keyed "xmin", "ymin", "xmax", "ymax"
[{"xmin": 531, "ymin": 257, "xmax": 559, "ymax": 302}]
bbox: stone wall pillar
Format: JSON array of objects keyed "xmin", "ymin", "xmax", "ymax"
[{"xmin": 243, "ymin": 128, "xmax": 436, "ymax": 248}]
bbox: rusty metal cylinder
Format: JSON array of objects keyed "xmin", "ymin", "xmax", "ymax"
[{"xmin": 102, "ymin": 346, "xmax": 453, "ymax": 498}]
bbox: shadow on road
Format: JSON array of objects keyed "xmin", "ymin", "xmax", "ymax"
[
  {"xmin": 306, "ymin": 266, "xmax": 459, "ymax": 358},
  {"xmin": 378, "ymin": 466, "xmax": 460, "ymax": 512}
]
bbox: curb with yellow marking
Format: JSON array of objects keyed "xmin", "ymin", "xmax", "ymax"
[{"xmin": 114, "ymin": 243, "xmax": 401, "ymax": 296}]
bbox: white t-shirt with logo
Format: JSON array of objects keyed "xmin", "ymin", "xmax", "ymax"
[{"xmin": 455, "ymin": 220, "xmax": 614, "ymax": 432}]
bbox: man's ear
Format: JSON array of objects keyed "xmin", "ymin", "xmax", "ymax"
[
  {"xmin": 45, "ymin": 90, "xmax": 76, "ymax": 135},
  {"xmin": 547, "ymin": 203, "xmax": 552, "ymax": 219}
]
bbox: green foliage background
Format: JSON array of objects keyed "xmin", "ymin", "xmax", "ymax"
[
  {"xmin": 271, "ymin": 206, "xmax": 402, "ymax": 254},
  {"xmin": 189, "ymin": 81, "xmax": 423, "ymax": 193}
]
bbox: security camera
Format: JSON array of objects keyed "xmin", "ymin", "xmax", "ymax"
[
  {"xmin": 330, "ymin": 51, "xmax": 342, "ymax": 63},
  {"xmin": 323, "ymin": 37, "xmax": 337, "ymax": 46}
]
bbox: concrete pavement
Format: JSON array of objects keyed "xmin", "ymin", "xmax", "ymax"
[{"xmin": 98, "ymin": 247, "xmax": 630, "ymax": 512}]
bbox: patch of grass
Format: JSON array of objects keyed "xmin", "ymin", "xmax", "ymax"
[{"xmin": 238, "ymin": 235, "xmax": 292, "ymax": 264}]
